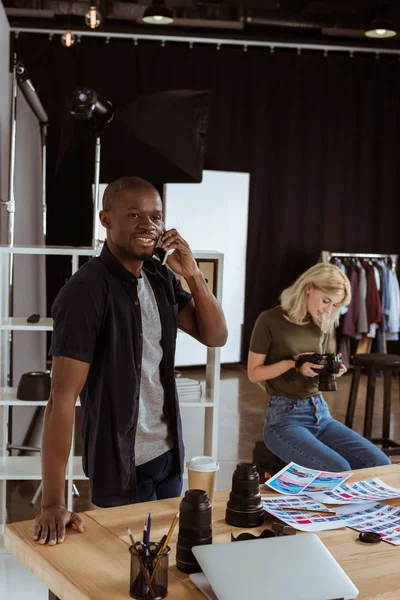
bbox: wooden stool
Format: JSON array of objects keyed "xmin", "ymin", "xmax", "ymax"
[{"xmin": 345, "ymin": 353, "xmax": 400, "ymax": 456}]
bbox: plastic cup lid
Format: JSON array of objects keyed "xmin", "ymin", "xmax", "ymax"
[{"xmin": 186, "ymin": 456, "xmax": 220, "ymax": 472}]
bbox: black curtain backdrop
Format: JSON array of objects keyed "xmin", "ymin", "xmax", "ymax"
[{"xmin": 15, "ymin": 35, "xmax": 400, "ymax": 361}]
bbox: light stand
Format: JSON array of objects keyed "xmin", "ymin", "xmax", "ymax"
[
  {"xmin": 70, "ymin": 87, "xmax": 114, "ymax": 250},
  {"xmin": 1, "ymin": 53, "xmax": 48, "ymax": 457}
]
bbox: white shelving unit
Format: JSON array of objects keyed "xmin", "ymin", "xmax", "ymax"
[{"xmin": 0, "ymin": 244, "xmax": 223, "ymax": 530}]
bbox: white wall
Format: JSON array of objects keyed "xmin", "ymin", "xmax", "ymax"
[
  {"xmin": 0, "ymin": 1, "xmax": 10, "ymax": 245},
  {"xmin": 164, "ymin": 170, "xmax": 250, "ymax": 365}
]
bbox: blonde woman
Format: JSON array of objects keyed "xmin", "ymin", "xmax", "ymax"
[{"xmin": 248, "ymin": 263, "xmax": 390, "ymax": 471}]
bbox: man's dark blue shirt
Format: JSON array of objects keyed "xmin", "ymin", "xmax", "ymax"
[{"xmin": 50, "ymin": 242, "xmax": 192, "ymax": 507}]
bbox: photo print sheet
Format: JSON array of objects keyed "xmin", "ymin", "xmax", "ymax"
[
  {"xmin": 266, "ymin": 462, "xmax": 352, "ymax": 495},
  {"xmin": 309, "ymin": 478, "xmax": 400, "ymax": 505},
  {"xmin": 262, "ymin": 495, "xmax": 343, "ymax": 532},
  {"xmin": 337, "ymin": 502, "xmax": 400, "ymax": 546},
  {"xmin": 262, "ymin": 505, "xmax": 345, "ymax": 532},
  {"xmin": 262, "ymin": 495, "xmax": 333, "ymax": 513}
]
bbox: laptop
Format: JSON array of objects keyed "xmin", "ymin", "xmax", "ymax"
[{"xmin": 192, "ymin": 533, "xmax": 359, "ymax": 600}]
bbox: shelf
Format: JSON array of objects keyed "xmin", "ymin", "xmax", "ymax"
[
  {"xmin": 179, "ymin": 400, "xmax": 214, "ymax": 407},
  {"xmin": 0, "ymin": 245, "xmax": 96, "ymax": 256},
  {"xmin": 0, "ymin": 387, "xmax": 207, "ymax": 407},
  {"xmin": 0, "ymin": 388, "xmax": 82, "ymax": 407},
  {"xmin": 0, "ymin": 246, "xmax": 221, "ymax": 258},
  {"xmin": 0, "ymin": 456, "xmax": 87, "ymax": 480},
  {"xmin": 0, "ymin": 317, "xmax": 53, "ymax": 331}
]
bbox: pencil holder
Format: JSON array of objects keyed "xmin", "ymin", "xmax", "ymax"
[{"xmin": 129, "ymin": 543, "xmax": 170, "ymax": 600}]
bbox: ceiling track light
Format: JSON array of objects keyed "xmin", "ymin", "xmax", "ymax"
[
  {"xmin": 365, "ymin": 22, "xmax": 397, "ymax": 38},
  {"xmin": 85, "ymin": 4, "xmax": 102, "ymax": 29},
  {"xmin": 143, "ymin": 0, "xmax": 174, "ymax": 25},
  {"xmin": 365, "ymin": 1, "xmax": 397, "ymax": 39}
]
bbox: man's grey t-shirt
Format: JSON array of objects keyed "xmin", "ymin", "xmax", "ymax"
[{"xmin": 135, "ymin": 272, "xmax": 174, "ymax": 466}]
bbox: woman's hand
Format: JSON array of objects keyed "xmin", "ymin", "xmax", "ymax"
[
  {"xmin": 336, "ymin": 363, "xmax": 347, "ymax": 378},
  {"xmin": 293, "ymin": 353, "xmax": 323, "ymax": 378}
]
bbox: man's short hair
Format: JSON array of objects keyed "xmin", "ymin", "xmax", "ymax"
[{"xmin": 102, "ymin": 177, "xmax": 158, "ymax": 211}]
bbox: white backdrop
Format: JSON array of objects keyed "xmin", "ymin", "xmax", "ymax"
[{"xmin": 165, "ymin": 170, "xmax": 249, "ymax": 365}]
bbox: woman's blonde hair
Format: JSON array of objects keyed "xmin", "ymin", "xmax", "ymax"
[{"xmin": 280, "ymin": 263, "xmax": 351, "ymax": 333}]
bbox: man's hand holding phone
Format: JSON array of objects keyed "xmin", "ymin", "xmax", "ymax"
[{"xmin": 157, "ymin": 228, "xmax": 199, "ymax": 278}]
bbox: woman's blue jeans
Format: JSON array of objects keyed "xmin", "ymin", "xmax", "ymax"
[{"xmin": 264, "ymin": 394, "xmax": 391, "ymax": 471}]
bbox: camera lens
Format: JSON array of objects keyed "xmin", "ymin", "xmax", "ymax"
[
  {"xmin": 318, "ymin": 373, "xmax": 337, "ymax": 392},
  {"xmin": 176, "ymin": 489, "xmax": 212, "ymax": 574},
  {"xmin": 225, "ymin": 463, "xmax": 264, "ymax": 528}
]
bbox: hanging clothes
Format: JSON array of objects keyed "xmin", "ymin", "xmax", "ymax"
[
  {"xmin": 362, "ymin": 260, "xmax": 382, "ymax": 329},
  {"xmin": 356, "ymin": 262, "xmax": 368, "ymax": 337},
  {"xmin": 341, "ymin": 263, "xmax": 359, "ymax": 337},
  {"xmin": 386, "ymin": 269, "xmax": 400, "ymax": 341},
  {"xmin": 326, "ymin": 253, "xmax": 399, "ymax": 358}
]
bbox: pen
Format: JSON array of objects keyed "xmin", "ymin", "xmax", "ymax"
[{"xmin": 146, "ymin": 513, "xmax": 152, "ymax": 551}]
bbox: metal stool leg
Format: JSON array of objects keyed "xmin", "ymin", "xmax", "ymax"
[
  {"xmin": 345, "ymin": 366, "xmax": 361, "ymax": 428},
  {"xmin": 382, "ymin": 369, "xmax": 392, "ymax": 448},
  {"xmin": 30, "ymin": 482, "xmax": 42, "ymax": 506},
  {"xmin": 31, "ymin": 482, "xmax": 80, "ymax": 505},
  {"xmin": 364, "ymin": 368, "xmax": 376, "ymax": 440}
]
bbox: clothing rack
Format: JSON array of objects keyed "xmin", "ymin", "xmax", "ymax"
[
  {"xmin": 320, "ymin": 251, "xmax": 400, "ymax": 357},
  {"xmin": 320, "ymin": 251, "xmax": 398, "ymax": 269}
]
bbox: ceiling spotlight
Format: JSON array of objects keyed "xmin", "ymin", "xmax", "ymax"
[
  {"xmin": 85, "ymin": 5, "xmax": 102, "ymax": 29},
  {"xmin": 143, "ymin": 0, "xmax": 174, "ymax": 25},
  {"xmin": 365, "ymin": 17, "xmax": 397, "ymax": 38},
  {"xmin": 61, "ymin": 30, "xmax": 76, "ymax": 47}
]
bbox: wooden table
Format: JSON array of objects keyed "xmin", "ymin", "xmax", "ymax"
[{"xmin": 5, "ymin": 464, "xmax": 400, "ymax": 599}]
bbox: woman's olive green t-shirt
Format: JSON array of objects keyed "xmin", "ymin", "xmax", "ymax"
[{"xmin": 249, "ymin": 305, "xmax": 328, "ymax": 398}]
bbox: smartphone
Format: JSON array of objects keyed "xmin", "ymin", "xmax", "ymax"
[{"xmin": 156, "ymin": 235, "xmax": 175, "ymax": 265}]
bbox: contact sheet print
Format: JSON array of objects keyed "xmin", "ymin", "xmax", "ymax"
[
  {"xmin": 265, "ymin": 462, "xmax": 351, "ymax": 495},
  {"xmin": 309, "ymin": 478, "xmax": 400, "ymax": 505},
  {"xmin": 337, "ymin": 502, "xmax": 400, "ymax": 546},
  {"xmin": 263, "ymin": 462, "xmax": 400, "ymax": 540},
  {"xmin": 262, "ymin": 496, "xmax": 344, "ymax": 532}
]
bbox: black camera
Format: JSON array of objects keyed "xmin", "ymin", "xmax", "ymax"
[{"xmin": 295, "ymin": 353, "xmax": 342, "ymax": 392}]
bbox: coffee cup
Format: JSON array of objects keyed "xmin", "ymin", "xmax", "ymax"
[{"xmin": 186, "ymin": 456, "xmax": 219, "ymax": 503}]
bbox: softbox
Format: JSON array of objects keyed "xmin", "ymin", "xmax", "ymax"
[
  {"xmin": 101, "ymin": 90, "xmax": 210, "ymax": 183},
  {"xmin": 56, "ymin": 89, "xmax": 210, "ymax": 185}
]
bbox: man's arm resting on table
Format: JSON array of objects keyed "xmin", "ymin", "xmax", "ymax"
[{"xmin": 33, "ymin": 355, "xmax": 90, "ymax": 546}]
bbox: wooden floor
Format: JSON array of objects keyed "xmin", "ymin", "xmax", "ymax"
[{"xmin": 6, "ymin": 364, "xmax": 400, "ymax": 524}]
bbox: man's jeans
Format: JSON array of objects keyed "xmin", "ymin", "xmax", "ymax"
[{"xmin": 264, "ymin": 394, "xmax": 391, "ymax": 471}]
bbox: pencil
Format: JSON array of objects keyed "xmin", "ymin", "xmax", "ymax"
[
  {"xmin": 148, "ymin": 512, "xmax": 180, "ymax": 585},
  {"xmin": 127, "ymin": 528, "xmax": 136, "ymax": 548},
  {"xmin": 160, "ymin": 511, "xmax": 180, "ymax": 554},
  {"xmin": 280, "ymin": 507, "xmax": 335, "ymax": 515}
]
